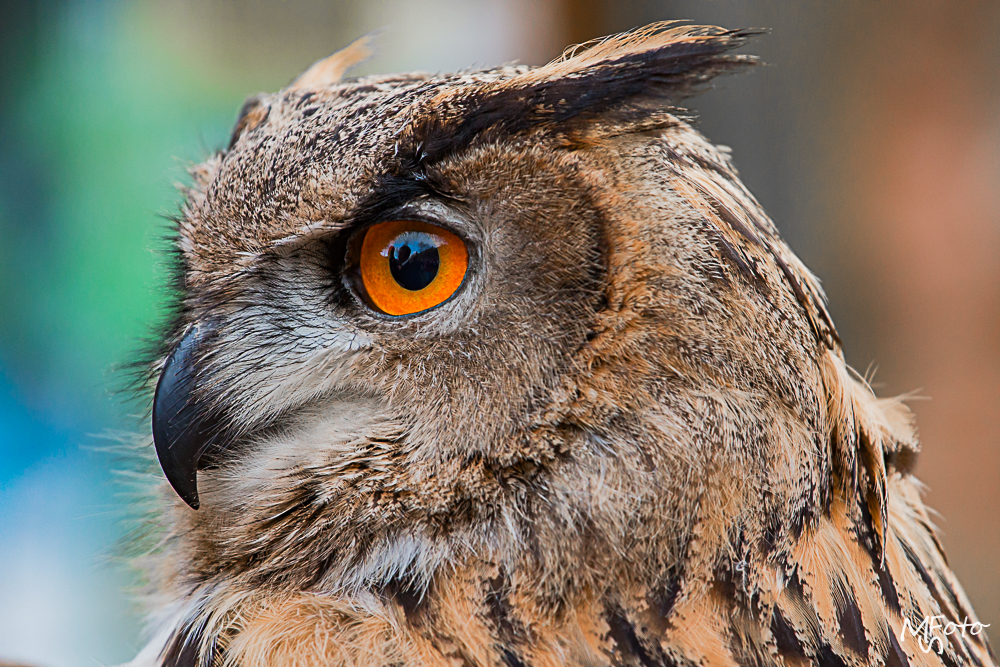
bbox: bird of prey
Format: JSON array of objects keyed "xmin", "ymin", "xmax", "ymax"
[{"xmin": 132, "ymin": 23, "xmax": 996, "ymax": 667}]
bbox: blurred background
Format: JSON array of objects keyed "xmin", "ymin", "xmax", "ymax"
[{"xmin": 0, "ymin": 1, "xmax": 996, "ymax": 664}]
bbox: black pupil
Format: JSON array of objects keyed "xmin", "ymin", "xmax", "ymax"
[{"xmin": 388, "ymin": 235, "xmax": 439, "ymax": 291}]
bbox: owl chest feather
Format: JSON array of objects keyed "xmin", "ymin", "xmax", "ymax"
[{"xmin": 144, "ymin": 351, "xmax": 993, "ymax": 667}]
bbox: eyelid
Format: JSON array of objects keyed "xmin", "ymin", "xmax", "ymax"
[{"xmin": 386, "ymin": 201, "xmax": 480, "ymax": 244}]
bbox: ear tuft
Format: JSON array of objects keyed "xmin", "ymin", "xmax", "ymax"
[
  {"xmin": 396, "ymin": 23, "xmax": 760, "ymax": 169},
  {"xmin": 228, "ymin": 94, "xmax": 270, "ymax": 150},
  {"xmin": 523, "ymin": 21, "xmax": 761, "ymax": 94},
  {"xmin": 288, "ymin": 34, "xmax": 375, "ymax": 91}
]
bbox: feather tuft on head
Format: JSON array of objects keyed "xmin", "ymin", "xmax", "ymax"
[
  {"xmin": 524, "ymin": 21, "xmax": 760, "ymax": 91},
  {"xmin": 394, "ymin": 23, "xmax": 761, "ymax": 169},
  {"xmin": 288, "ymin": 34, "xmax": 375, "ymax": 91}
]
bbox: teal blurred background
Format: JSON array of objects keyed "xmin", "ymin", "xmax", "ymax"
[{"xmin": 1, "ymin": 2, "xmax": 996, "ymax": 665}]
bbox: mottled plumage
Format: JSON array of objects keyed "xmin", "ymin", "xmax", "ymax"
[{"xmin": 131, "ymin": 24, "xmax": 996, "ymax": 667}]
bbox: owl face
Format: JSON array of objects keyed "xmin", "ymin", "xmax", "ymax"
[
  {"xmin": 150, "ymin": 25, "xmax": 828, "ymax": 593},
  {"xmin": 155, "ymin": 73, "xmax": 608, "ymax": 506}
]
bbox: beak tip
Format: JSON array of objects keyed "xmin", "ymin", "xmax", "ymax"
[
  {"xmin": 164, "ymin": 462, "xmax": 201, "ymax": 510},
  {"xmin": 154, "ymin": 431, "xmax": 203, "ymax": 510},
  {"xmin": 182, "ymin": 492, "xmax": 201, "ymax": 511}
]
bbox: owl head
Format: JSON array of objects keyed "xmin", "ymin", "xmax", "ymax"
[{"xmin": 142, "ymin": 23, "xmax": 929, "ymax": 665}]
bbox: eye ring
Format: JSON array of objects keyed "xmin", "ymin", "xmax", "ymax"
[{"xmin": 356, "ymin": 220, "xmax": 468, "ymax": 316}]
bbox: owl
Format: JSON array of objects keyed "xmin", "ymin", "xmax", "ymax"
[{"xmin": 132, "ymin": 23, "xmax": 996, "ymax": 667}]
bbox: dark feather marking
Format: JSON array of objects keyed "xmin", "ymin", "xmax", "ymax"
[
  {"xmin": 938, "ymin": 644, "xmax": 966, "ymax": 667},
  {"xmin": 710, "ymin": 232, "xmax": 759, "ymax": 286},
  {"xmin": 161, "ymin": 623, "xmax": 203, "ymax": 667},
  {"xmin": 665, "ymin": 138, "xmax": 778, "ymax": 244},
  {"xmin": 713, "ymin": 566, "xmax": 739, "ymax": 608},
  {"xmin": 502, "ymin": 649, "xmax": 528, "ymax": 667},
  {"xmin": 874, "ymin": 558, "xmax": 902, "ymax": 615},
  {"xmin": 885, "ymin": 624, "xmax": 911, "ymax": 667},
  {"xmin": 855, "ymin": 492, "xmax": 901, "ymax": 613},
  {"xmin": 606, "ymin": 604, "xmax": 675, "ymax": 667},
  {"xmin": 681, "ymin": 179, "xmax": 775, "ymax": 295},
  {"xmin": 640, "ymin": 576, "xmax": 683, "ymax": 639},
  {"xmin": 885, "ymin": 446, "xmax": 918, "ymax": 475},
  {"xmin": 937, "ymin": 575, "xmax": 966, "ymax": 625},
  {"xmin": 383, "ymin": 575, "xmax": 428, "ymax": 624},
  {"xmin": 228, "ymin": 94, "xmax": 270, "ymax": 150},
  {"xmin": 652, "ymin": 578, "xmax": 682, "ymax": 623},
  {"xmin": 351, "ymin": 171, "xmax": 462, "ymax": 227},
  {"xmin": 767, "ymin": 248, "xmax": 840, "ymax": 347},
  {"xmin": 771, "ymin": 252, "xmax": 823, "ymax": 344},
  {"xmin": 484, "ymin": 573, "xmax": 515, "ymax": 636},
  {"xmin": 664, "ymin": 144, "xmax": 774, "ymax": 282},
  {"xmin": 718, "ymin": 523, "xmax": 753, "ymax": 604},
  {"xmin": 682, "ymin": 150, "xmax": 764, "ymax": 222},
  {"xmin": 786, "ymin": 567, "xmax": 805, "ymax": 598},
  {"xmin": 399, "ymin": 30, "xmax": 759, "ymax": 171},
  {"xmin": 484, "ymin": 571, "xmax": 530, "ymax": 666},
  {"xmin": 770, "ymin": 606, "xmax": 807, "ymax": 660},
  {"xmin": 780, "ymin": 566, "xmax": 831, "ymax": 661},
  {"xmin": 759, "ymin": 511, "xmax": 782, "ymax": 556},
  {"xmin": 899, "ymin": 540, "xmax": 958, "ymax": 624},
  {"xmin": 816, "ymin": 645, "xmax": 849, "ymax": 667},
  {"xmin": 788, "ymin": 502, "xmax": 816, "ymax": 541},
  {"xmin": 856, "ymin": 431, "xmax": 887, "ymax": 562},
  {"xmin": 727, "ymin": 601, "xmax": 779, "ymax": 667},
  {"xmin": 835, "ymin": 585, "xmax": 869, "ymax": 658},
  {"xmin": 704, "ymin": 194, "xmax": 764, "ymax": 249}
]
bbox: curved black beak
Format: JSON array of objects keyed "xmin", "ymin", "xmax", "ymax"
[{"xmin": 152, "ymin": 324, "xmax": 221, "ymax": 510}]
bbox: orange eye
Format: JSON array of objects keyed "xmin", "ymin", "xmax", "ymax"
[{"xmin": 358, "ymin": 220, "xmax": 468, "ymax": 316}]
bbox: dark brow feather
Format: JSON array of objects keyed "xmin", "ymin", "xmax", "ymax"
[{"xmin": 394, "ymin": 27, "xmax": 760, "ymax": 172}]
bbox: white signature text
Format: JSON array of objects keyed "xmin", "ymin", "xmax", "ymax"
[{"xmin": 899, "ymin": 616, "xmax": 990, "ymax": 655}]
